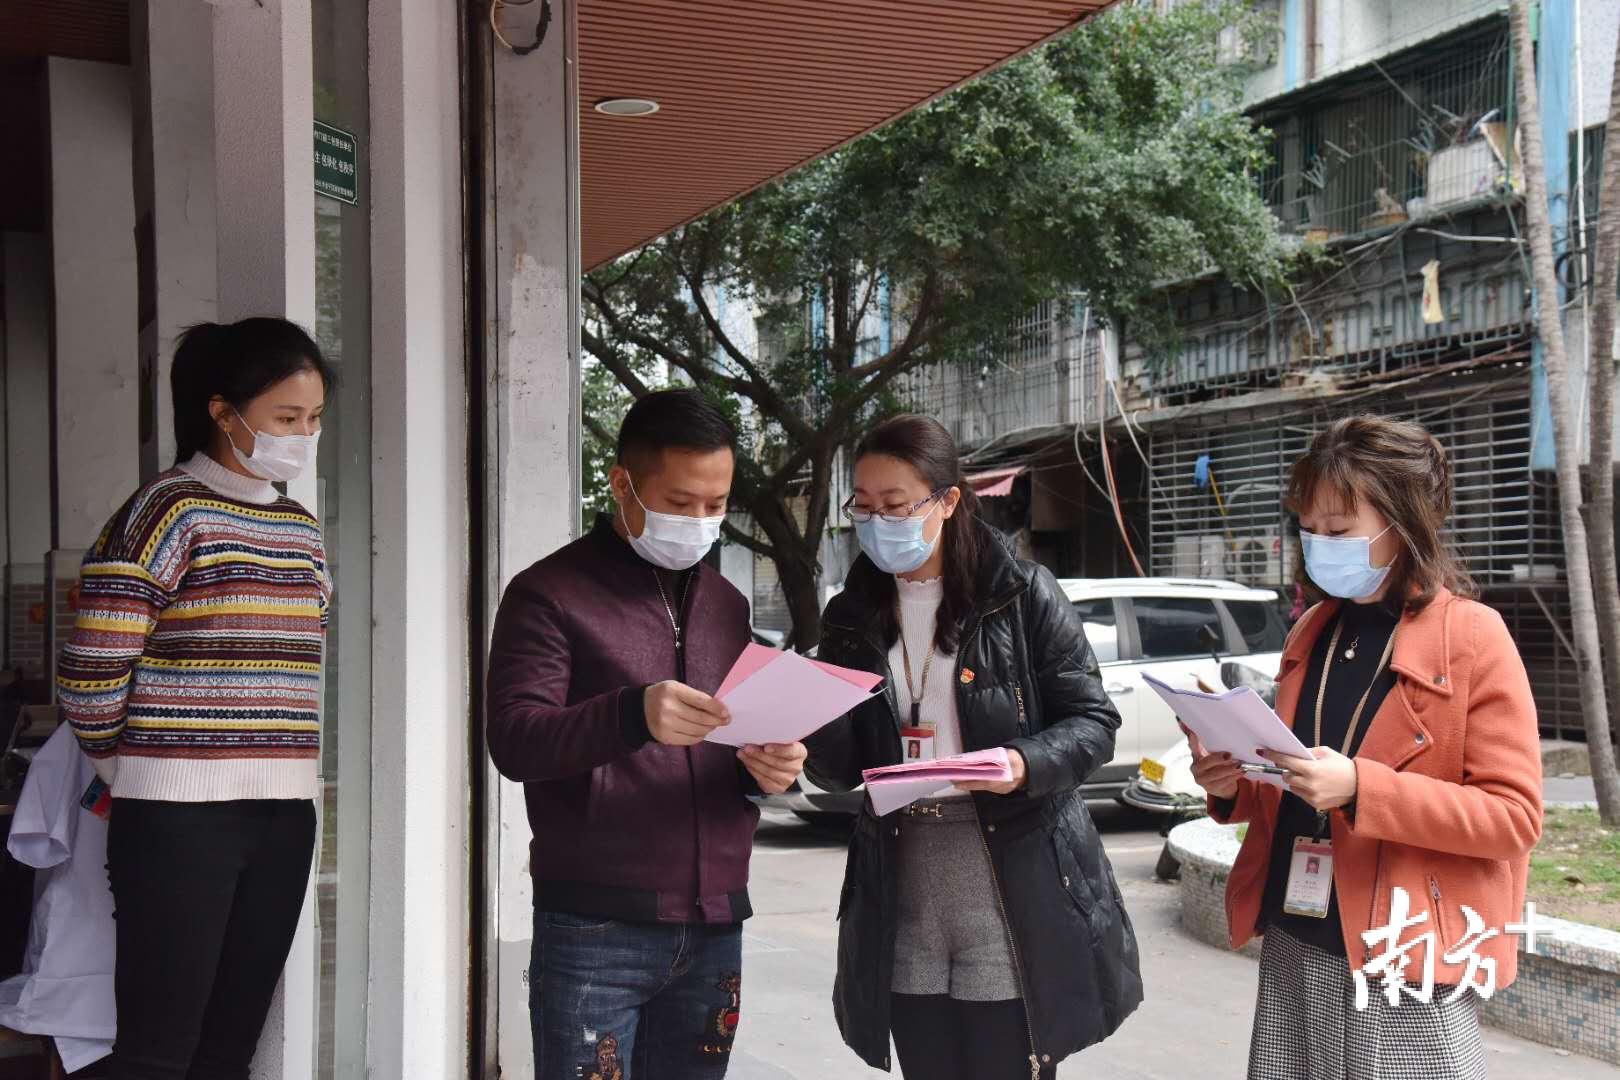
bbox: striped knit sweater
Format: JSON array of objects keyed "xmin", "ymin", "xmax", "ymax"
[{"xmin": 57, "ymin": 453, "xmax": 329, "ymax": 801}]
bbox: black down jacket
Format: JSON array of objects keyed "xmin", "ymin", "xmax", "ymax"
[{"xmin": 805, "ymin": 523, "xmax": 1144, "ymax": 1073}]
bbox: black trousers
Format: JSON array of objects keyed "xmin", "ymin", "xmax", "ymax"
[
  {"xmin": 890, "ymin": 993, "xmax": 1057, "ymax": 1080},
  {"xmin": 106, "ymin": 798, "xmax": 316, "ymax": 1080}
]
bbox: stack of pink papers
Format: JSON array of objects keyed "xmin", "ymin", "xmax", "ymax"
[
  {"xmin": 705, "ymin": 643, "xmax": 884, "ymax": 748},
  {"xmin": 862, "ymin": 748, "xmax": 1013, "ymax": 816}
]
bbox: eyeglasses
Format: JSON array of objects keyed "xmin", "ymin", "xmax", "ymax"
[{"xmin": 842, "ymin": 489, "xmax": 945, "ymax": 526}]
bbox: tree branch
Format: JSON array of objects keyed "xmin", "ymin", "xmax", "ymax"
[
  {"xmin": 843, "ymin": 272, "xmax": 939, "ymax": 381},
  {"xmin": 848, "ymin": 267, "xmax": 881, "ymax": 347},
  {"xmin": 668, "ymin": 231, "xmax": 769, "ymax": 384},
  {"xmin": 582, "ymin": 286, "xmax": 760, "ymax": 401},
  {"xmin": 721, "ymin": 520, "xmax": 777, "ymax": 560},
  {"xmin": 669, "ymin": 259, "xmax": 817, "ymax": 446},
  {"xmin": 580, "ymin": 327, "xmax": 654, "ymax": 399}
]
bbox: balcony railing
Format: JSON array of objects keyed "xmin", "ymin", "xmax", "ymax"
[
  {"xmin": 1254, "ymin": 17, "xmax": 1513, "ymax": 239},
  {"xmin": 905, "ymin": 297, "xmax": 1116, "ymax": 451}
]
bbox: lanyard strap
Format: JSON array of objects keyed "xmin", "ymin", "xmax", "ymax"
[
  {"xmin": 898, "ymin": 622, "xmax": 936, "ymax": 729},
  {"xmin": 1313, "ymin": 615, "xmax": 1398, "ymax": 755}
]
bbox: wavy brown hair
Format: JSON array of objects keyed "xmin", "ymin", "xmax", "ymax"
[
  {"xmin": 1284, "ymin": 415, "xmax": 1475, "ymax": 613},
  {"xmin": 855, "ymin": 414, "xmax": 984, "ymax": 655}
]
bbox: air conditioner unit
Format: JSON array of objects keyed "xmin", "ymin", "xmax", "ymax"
[
  {"xmin": 1229, "ymin": 532, "xmax": 1292, "ymax": 587},
  {"xmin": 1171, "ymin": 534, "xmax": 1227, "ymax": 579}
]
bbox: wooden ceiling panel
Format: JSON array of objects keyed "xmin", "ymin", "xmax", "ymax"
[
  {"xmin": 0, "ymin": 0, "xmax": 130, "ymax": 65},
  {"xmin": 578, "ymin": 0, "xmax": 1110, "ymax": 268}
]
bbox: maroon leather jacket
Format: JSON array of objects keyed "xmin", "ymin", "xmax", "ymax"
[{"xmin": 486, "ymin": 514, "xmax": 757, "ymax": 924}]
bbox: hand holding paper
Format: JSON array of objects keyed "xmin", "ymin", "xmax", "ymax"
[
  {"xmin": 862, "ymin": 749, "xmax": 1014, "ymax": 816},
  {"xmin": 1142, "ymin": 673, "xmax": 1309, "ymax": 789},
  {"xmin": 737, "ymin": 741, "xmax": 808, "ymax": 794},
  {"xmin": 705, "ymin": 644, "xmax": 883, "ymax": 748},
  {"xmin": 645, "ymin": 680, "xmax": 731, "ymax": 746}
]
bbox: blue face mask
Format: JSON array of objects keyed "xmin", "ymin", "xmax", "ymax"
[
  {"xmin": 855, "ymin": 506, "xmax": 942, "ymax": 576},
  {"xmin": 1300, "ymin": 525, "xmax": 1395, "ymax": 600}
]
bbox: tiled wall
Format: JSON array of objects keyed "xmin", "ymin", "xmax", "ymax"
[
  {"xmin": 1171, "ymin": 820, "xmax": 1620, "ymax": 1066},
  {"xmin": 1484, "ymin": 919, "xmax": 1620, "ymax": 1066}
]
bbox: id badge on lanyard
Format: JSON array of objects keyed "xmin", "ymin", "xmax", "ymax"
[
  {"xmin": 899, "ymin": 726, "xmax": 935, "ymax": 762},
  {"xmin": 1282, "ymin": 836, "xmax": 1335, "ymax": 918}
]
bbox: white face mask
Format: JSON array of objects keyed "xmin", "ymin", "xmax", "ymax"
[
  {"xmin": 1300, "ymin": 524, "xmax": 1396, "ymax": 600},
  {"xmin": 229, "ymin": 407, "xmax": 320, "ymax": 483},
  {"xmin": 624, "ymin": 477, "xmax": 724, "ymax": 571},
  {"xmin": 854, "ymin": 504, "xmax": 942, "ymax": 575}
]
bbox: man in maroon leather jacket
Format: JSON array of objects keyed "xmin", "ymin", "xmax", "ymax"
[{"xmin": 487, "ymin": 389, "xmax": 806, "ymax": 1078}]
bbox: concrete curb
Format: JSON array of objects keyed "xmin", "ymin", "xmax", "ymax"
[{"xmin": 1166, "ymin": 817, "xmax": 1620, "ymax": 1066}]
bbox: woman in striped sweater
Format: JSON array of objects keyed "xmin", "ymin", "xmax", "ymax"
[{"xmin": 58, "ymin": 317, "xmax": 332, "ymax": 1079}]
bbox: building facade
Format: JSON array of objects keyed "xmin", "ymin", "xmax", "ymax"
[{"xmin": 930, "ymin": 0, "xmax": 1615, "ymax": 741}]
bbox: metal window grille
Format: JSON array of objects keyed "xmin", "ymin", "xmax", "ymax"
[
  {"xmin": 1255, "ymin": 19, "xmax": 1512, "ymax": 237},
  {"xmin": 1494, "ymin": 586, "xmax": 1586, "ymax": 742},
  {"xmin": 1144, "ymin": 366, "xmax": 1557, "ymax": 592},
  {"xmin": 906, "ymin": 297, "xmax": 1115, "ymax": 450},
  {"xmin": 1144, "ymin": 368, "xmax": 1576, "ymax": 734},
  {"xmin": 1137, "ymin": 202, "xmax": 1530, "ymax": 406}
]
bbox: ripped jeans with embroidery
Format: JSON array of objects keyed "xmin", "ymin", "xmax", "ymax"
[{"xmin": 530, "ymin": 909, "xmax": 744, "ymax": 1080}]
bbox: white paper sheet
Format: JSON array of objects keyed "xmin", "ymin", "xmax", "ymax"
[
  {"xmin": 705, "ymin": 648, "xmax": 881, "ymax": 748},
  {"xmin": 1141, "ymin": 673, "xmax": 1312, "ymax": 788},
  {"xmin": 862, "ymin": 748, "xmax": 1014, "ymax": 816}
]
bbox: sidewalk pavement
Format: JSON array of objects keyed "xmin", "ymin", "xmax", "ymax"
[{"xmin": 730, "ymin": 805, "xmax": 1618, "ymax": 1079}]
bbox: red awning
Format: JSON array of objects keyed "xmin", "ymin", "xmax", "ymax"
[{"xmin": 965, "ymin": 466, "xmax": 1026, "ymax": 497}]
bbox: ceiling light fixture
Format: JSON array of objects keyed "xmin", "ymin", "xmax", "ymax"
[{"xmin": 594, "ymin": 98, "xmax": 661, "ymax": 117}]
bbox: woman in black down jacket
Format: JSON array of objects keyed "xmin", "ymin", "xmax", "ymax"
[{"xmin": 806, "ymin": 415, "xmax": 1142, "ymax": 1080}]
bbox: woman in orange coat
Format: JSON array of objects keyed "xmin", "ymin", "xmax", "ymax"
[{"xmin": 1190, "ymin": 415, "xmax": 1542, "ymax": 1080}]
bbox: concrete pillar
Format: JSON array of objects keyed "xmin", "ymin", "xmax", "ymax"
[
  {"xmin": 212, "ymin": 0, "xmax": 316, "ymax": 340},
  {"xmin": 176, "ymin": 3, "xmax": 320, "ymax": 1075},
  {"xmin": 486, "ymin": 0, "xmax": 581, "ymax": 1073},
  {"xmin": 45, "ymin": 58, "xmax": 139, "ymax": 552},
  {"xmin": 367, "ymin": 0, "xmax": 470, "ymax": 1075},
  {"xmin": 132, "ymin": 0, "xmax": 218, "ymax": 478}
]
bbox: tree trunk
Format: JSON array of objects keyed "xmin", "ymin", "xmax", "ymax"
[
  {"xmin": 1514, "ymin": 0, "xmax": 1620, "ymax": 824},
  {"xmin": 747, "ymin": 494, "xmax": 825, "ymax": 652},
  {"xmin": 1585, "ymin": 12, "xmax": 1620, "ymax": 824}
]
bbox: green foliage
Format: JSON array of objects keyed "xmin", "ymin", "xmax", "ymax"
[
  {"xmin": 582, "ymin": 0, "xmax": 1288, "ymax": 642},
  {"xmin": 580, "ymin": 356, "xmax": 639, "ymax": 522},
  {"xmin": 1528, "ymin": 807, "xmax": 1620, "ymax": 930}
]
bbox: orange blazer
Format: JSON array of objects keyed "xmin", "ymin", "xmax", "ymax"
[{"xmin": 1212, "ymin": 589, "xmax": 1543, "ymax": 990}]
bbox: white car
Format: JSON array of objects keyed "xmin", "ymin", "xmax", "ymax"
[
  {"xmin": 1061, "ymin": 577, "xmax": 1286, "ymax": 796},
  {"xmin": 764, "ymin": 577, "xmax": 1287, "ymax": 823}
]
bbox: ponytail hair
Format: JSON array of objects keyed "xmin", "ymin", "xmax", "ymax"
[
  {"xmin": 171, "ymin": 318, "xmax": 333, "ymax": 464},
  {"xmin": 855, "ymin": 414, "xmax": 984, "ymax": 655}
]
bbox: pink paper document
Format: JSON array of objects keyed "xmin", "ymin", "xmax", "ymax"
[
  {"xmin": 706, "ymin": 647, "xmax": 883, "ymax": 748},
  {"xmin": 716, "ymin": 643, "xmax": 882, "ymax": 698},
  {"xmin": 862, "ymin": 748, "xmax": 1013, "ymax": 816}
]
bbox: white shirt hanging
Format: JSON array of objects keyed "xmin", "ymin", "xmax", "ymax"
[{"xmin": 0, "ymin": 723, "xmax": 115, "ymax": 1070}]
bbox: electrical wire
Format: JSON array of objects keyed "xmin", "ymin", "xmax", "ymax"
[
  {"xmin": 1098, "ymin": 369, "xmax": 1146, "ymax": 576},
  {"xmin": 1108, "ymin": 374, "xmax": 1174, "ymax": 505},
  {"xmin": 1071, "ymin": 421, "xmax": 1115, "ymax": 503}
]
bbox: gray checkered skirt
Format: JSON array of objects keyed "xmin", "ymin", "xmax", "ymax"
[
  {"xmin": 1248, "ymin": 924, "xmax": 1487, "ymax": 1080},
  {"xmin": 890, "ymin": 798, "xmax": 1021, "ymax": 1002}
]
